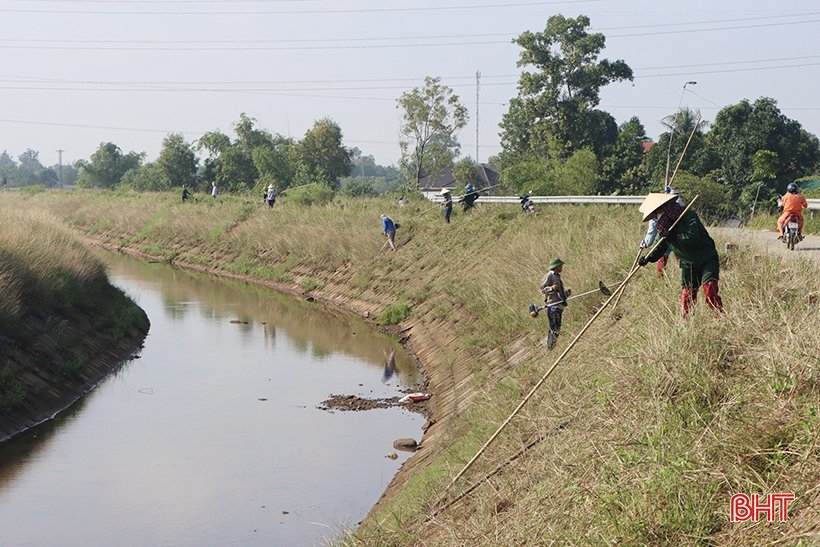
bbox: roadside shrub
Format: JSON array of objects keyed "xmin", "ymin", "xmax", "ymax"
[{"xmin": 286, "ymin": 183, "xmax": 335, "ymax": 206}]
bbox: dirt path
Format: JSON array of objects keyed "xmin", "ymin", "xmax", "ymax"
[{"xmin": 711, "ymin": 226, "xmax": 820, "ymax": 264}]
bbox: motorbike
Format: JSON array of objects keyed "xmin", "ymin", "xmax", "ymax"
[
  {"xmin": 518, "ymin": 194, "xmax": 535, "ymax": 213},
  {"xmin": 782, "ymin": 212, "xmax": 801, "ymax": 250}
]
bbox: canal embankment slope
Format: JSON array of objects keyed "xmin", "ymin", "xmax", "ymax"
[
  {"xmin": 0, "ymin": 208, "xmax": 150, "ymax": 442},
  {"xmin": 5, "ymin": 188, "xmax": 819, "ymax": 546}
]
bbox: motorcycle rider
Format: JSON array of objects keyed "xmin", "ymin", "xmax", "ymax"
[{"xmin": 777, "ymin": 183, "xmax": 808, "ymax": 240}]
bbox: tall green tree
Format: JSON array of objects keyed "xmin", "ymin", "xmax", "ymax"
[
  {"xmin": 196, "ymin": 114, "xmax": 275, "ymax": 192},
  {"xmin": 15, "ymin": 149, "xmax": 57, "ymax": 186},
  {"xmin": 197, "ymin": 130, "xmax": 231, "ymax": 157},
  {"xmin": 708, "ymin": 97, "xmax": 820, "ymax": 198},
  {"xmin": 452, "ymin": 157, "xmax": 479, "ymax": 191},
  {"xmin": 500, "ymin": 14, "xmax": 633, "ymax": 161},
  {"xmin": 397, "ymin": 76, "xmax": 469, "ymax": 189},
  {"xmin": 252, "ymin": 134, "xmax": 296, "ymax": 190},
  {"xmin": 642, "ymin": 108, "xmax": 713, "ymax": 188},
  {"xmin": 120, "ymin": 163, "xmax": 166, "ymax": 191},
  {"xmin": 0, "ymin": 151, "xmax": 17, "ymax": 186},
  {"xmin": 556, "ymin": 148, "xmax": 598, "ymax": 194},
  {"xmin": 157, "ymin": 133, "xmax": 198, "ymax": 189},
  {"xmin": 295, "ymin": 118, "xmax": 352, "ymax": 190},
  {"xmin": 234, "ymin": 112, "xmax": 274, "ymax": 151},
  {"xmin": 600, "ymin": 117, "xmax": 649, "ymax": 193},
  {"xmin": 342, "ymin": 148, "xmax": 401, "ymax": 195},
  {"xmin": 76, "ymin": 142, "xmax": 144, "ymax": 188}
]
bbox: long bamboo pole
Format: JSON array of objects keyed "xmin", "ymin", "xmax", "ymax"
[
  {"xmin": 443, "ymin": 195, "xmax": 700, "ymax": 495},
  {"xmin": 667, "ymin": 114, "xmax": 701, "ymax": 188},
  {"xmin": 612, "ymin": 248, "xmax": 642, "ymax": 310}
]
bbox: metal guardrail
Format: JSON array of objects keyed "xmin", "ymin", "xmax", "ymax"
[
  {"xmin": 477, "ymin": 195, "xmax": 644, "ymax": 205},
  {"xmin": 432, "ymin": 195, "xmax": 820, "ymax": 210}
]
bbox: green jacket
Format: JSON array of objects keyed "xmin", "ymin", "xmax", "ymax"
[{"xmin": 645, "ymin": 210, "xmax": 718, "ymax": 267}]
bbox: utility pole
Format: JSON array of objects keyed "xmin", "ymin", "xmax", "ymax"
[
  {"xmin": 664, "ymin": 81, "xmax": 696, "ymax": 188},
  {"xmin": 475, "ymin": 70, "xmax": 481, "ymax": 164},
  {"xmin": 57, "ymin": 149, "xmax": 64, "ymax": 188}
]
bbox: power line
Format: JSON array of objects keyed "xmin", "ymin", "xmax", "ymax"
[
  {"xmin": 3, "ymin": 55, "xmax": 820, "ymax": 94},
  {"xmin": 6, "ymin": 53, "xmax": 820, "ymax": 87},
  {"xmin": 0, "ymin": 19, "xmax": 815, "ymax": 52},
  {"xmin": 2, "ymin": 12, "xmax": 816, "ymax": 46},
  {"xmin": 0, "ymin": 1, "xmax": 594, "ymax": 16}
]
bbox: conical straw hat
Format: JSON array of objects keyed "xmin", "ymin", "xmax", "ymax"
[{"xmin": 640, "ymin": 192, "xmax": 678, "ymax": 222}]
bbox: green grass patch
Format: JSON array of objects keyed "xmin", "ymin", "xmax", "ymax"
[
  {"xmin": 377, "ymin": 302, "xmax": 411, "ymax": 325},
  {"xmin": 299, "ymin": 277, "xmax": 323, "ymax": 292}
]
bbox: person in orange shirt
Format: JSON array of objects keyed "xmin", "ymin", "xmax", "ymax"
[{"xmin": 777, "ymin": 183, "xmax": 808, "ymax": 239}]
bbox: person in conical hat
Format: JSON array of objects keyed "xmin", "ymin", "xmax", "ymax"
[
  {"xmin": 639, "ymin": 192, "xmax": 679, "ymax": 221},
  {"xmin": 639, "ymin": 188, "xmax": 684, "ymax": 277},
  {"xmin": 539, "ymin": 258, "xmax": 572, "ymax": 349},
  {"xmin": 637, "ymin": 193, "xmax": 724, "ymax": 316},
  {"xmin": 266, "ymin": 184, "xmax": 276, "ymax": 208},
  {"xmin": 439, "ymin": 187, "xmax": 453, "ymax": 224}
]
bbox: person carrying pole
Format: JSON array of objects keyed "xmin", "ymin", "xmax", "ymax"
[
  {"xmin": 461, "ymin": 182, "xmax": 479, "ymax": 212},
  {"xmin": 440, "ymin": 187, "xmax": 453, "ymax": 224},
  {"xmin": 638, "ymin": 193, "xmax": 724, "ymax": 316},
  {"xmin": 640, "ymin": 185, "xmax": 683, "ymax": 278}
]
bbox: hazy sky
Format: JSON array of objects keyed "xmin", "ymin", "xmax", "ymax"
[{"xmin": 2, "ymin": 1, "xmax": 820, "ymax": 170}]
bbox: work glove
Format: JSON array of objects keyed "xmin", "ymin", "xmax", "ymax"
[
  {"xmin": 639, "ymin": 240, "xmax": 648, "ymax": 249},
  {"xmin": 638, "ymin": 256, "xmax": 649, "ymax": 267},
  {"xmin": 565, "ymin": 289, "xmax": 572, "ymax": 297}
]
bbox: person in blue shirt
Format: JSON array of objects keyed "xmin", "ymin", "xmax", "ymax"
[{"xmin": 380, "ymin": 214, "xmax": 397, "ymax": 251}]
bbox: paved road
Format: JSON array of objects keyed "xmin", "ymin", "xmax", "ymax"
[{"xmin": 710, "ymin": 226, "xmax": 820, "ymax": 264}]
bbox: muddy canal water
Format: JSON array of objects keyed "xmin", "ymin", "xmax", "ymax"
[{"xmin": 0, "ymin": 252, "xmax": 424, "ymax": 546}]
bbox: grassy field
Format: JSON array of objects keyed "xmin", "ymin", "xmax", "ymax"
[
  {"xmin": 5, "ymin": 187, "xmax": 819, "ymax": 545},
  {"xmin": 0, "ymin": 205, "xmax": 149, "ymax": 422}
]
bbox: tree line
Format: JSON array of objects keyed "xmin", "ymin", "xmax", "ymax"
[
  {"xmin": 1, "ymin": 114, "xmax": 402, "ymax": 200},
  {"xmin": 492, "ymin": 15, "xmax": 820, "ymax": 217},
  {"xmin": 3, "ymin": 13, "xmax": 819, "ymax": 218}
]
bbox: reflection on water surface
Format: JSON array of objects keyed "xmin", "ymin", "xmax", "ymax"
[{"xmin": 0, "ymin": 252, "xmax": 424, "ymax": 546}]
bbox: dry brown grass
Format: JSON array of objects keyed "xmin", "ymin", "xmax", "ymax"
[{"xmin": 5, "ymin": 188, "xmax": 820, "ymax": 546}]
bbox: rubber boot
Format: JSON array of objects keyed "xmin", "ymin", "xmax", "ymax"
[
  {"xmin": 702, "ymin": 280, "xmax": 724, "ymax": 313},
  {"xmin": 657, "ymin": 255, "xmax": 668, "ymax": 278},
  {"xmin": 681, "ymin": 287, "xmax": 696, "ymax": 316}
]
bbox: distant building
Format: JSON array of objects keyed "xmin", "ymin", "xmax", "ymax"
[{"xmin": 418, "ymin": 165, "xmax": 500, "ymax": 200}]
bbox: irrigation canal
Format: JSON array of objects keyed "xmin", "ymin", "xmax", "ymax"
[{"xmin": 0, "ymin": 251, "xmax": 424, "ymax": 546}]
